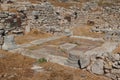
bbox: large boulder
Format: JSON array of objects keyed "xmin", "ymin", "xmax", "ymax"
[
  {"xmin": 79, "ymin": 55, "xmax": 90, "ymax": 69},
  {"xmin": 59, "ymin": 43, "xmax": 77, "ymax": 51},
  {"xmin": 66, "ymin": 50, "xmax": 82, "ymax": 68},
  {"xmin": 91, "ymin": 59, "xmax": 104, "ymax": 75},
  {"xmin": 64, "ymin": 29, "xmax": 73, "ymax": 37},
  {"xmin": 2, "ymin": 35, "xmax": 17, "ymax": 50}
]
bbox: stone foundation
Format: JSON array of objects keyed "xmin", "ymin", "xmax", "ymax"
[{"xmin": 66, "ymin": 42, "xmax": 120, "ymax": 80}]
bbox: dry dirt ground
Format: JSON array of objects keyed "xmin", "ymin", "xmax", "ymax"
[
  {"xmin": 112, "ymin": 45, "xmax": 120, "ymax": 54},
  {"xmin": 15, "ymin": 29, "xmax": 52, "ymax": 44},
  {"xmin": 72, "ymin": 25, "xmax": 104, "ymax": 38},
  {"xmin": 0, "ymin": 50, "xmax": 111, "ymax": 80}
]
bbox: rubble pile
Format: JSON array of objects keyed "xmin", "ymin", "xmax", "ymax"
[{"xmin": 67, "ymin": 42, "xmax": 120, "ymax": 80}]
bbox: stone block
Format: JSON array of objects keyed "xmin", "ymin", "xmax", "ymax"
[
  {"xmin": 2, "ymin": 35, "xmax": 17, "ymax": 50},
  {"xmin": 59, "ymin": 43, "xmax": 77, "ymax": 51},
  {"xmin": 91, "ymin": 59, "xmax": 104, "ymax": 75}
]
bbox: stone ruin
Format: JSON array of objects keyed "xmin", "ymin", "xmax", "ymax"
[
  {"xmin": 0, "ymin": 0, "xmax": 120, "ymax": 80},
  {"xmin": 89, "ymin": 3, "xmax": 120, "ymax": 41},
  {"xmin": 0, "ymin": 0, "xmax": 119, "ymax": 37},
  {"xmin": 66, "ymin": 42, "xmax": 120, "ymax": 80}
]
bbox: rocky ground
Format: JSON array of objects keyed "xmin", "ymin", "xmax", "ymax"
[
  {"xmin": 15, "ymin": 29, "xmax": 52, "ymax": 44},
  {"xmin": 0, "ymin": 50, "xmax": 111, "ymax": 80},
  {"xmin": 0, "ymin": 0, "xmax": 120, "ymax": 80}
]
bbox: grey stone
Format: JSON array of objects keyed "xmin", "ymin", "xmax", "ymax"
[
  {"xmin": 82, "ymin": 2, "xmax": 98, "ymax": 11},
  {"xmin": 0, "ymin": 13, "xmax": 8, "ymax": 18},
  {"xmin": 0, "ymin": 29, "xmax": 5, "ymax": 35},
  {"xmin": 95, "ymin": 52, "xmax": 106, "ymax": 59},
  {"xmin": 32, "ymin": 11, "xmax": 39, "ymax": 16},
  {"xmin": 66, "ymin": 60, "xmax": 80, "ymax": 67},
  {"xmin": 0, "ymin": 36, "xmax": 4, "ymax": 45},
  {"xmin": 104, "ymin": 69, "xmax": 110, "ymax": 73},
  {"xmin": 25, "ymin": 25, "xmax": 31, "ymax": 34},
  {"xmin": 118, "ymin": 78, "xmax": 120, "ymax": 80},
  {"xmin": 118, "ymin": 61, "xmax": 120, "ymax": 65},
  {"xmin": 68, "ymin": 50, "xmax": 82, "ymax": 60},
  {"xmin": 31, "ymin": 65, "xmax": 43, "ymax": 72},
  {"xmin": 111, "ymin": 54, "xmax": 120, "ymax": 61},
  {"xmin": 2, "ymin": 35, "xmax": 17, "ymax": 50},
  {"xmin": 111, "ymin": 69, "xmax": 120, "ymax": 74},
  {"xmin": 91, "ymin": 59, "xmax": 104, "ymax": 75},
  {"xmin": 112, "ymin": 61, "xmax": 120, "ymax": 69},
  {"xmin": 66, "ymin": 50, "xmax": 83, "ymax": 68},
  {"xmin": 0, "ymin": 23, "xmax": 4, "ymax": 29},
  {"xmin": 105, "ymin": 73, "xmax": 117, "ymax": 80},
  {"xmin": 79, "ymin": 55, "xmax": 90, "ymax": 69},
  {"xmin": 64, "ymin": 29, "xmax": 73, "ymax": 36},
  {"xmin": 59, "ymin": 43, "xmax": 77, "ymax": 51}
]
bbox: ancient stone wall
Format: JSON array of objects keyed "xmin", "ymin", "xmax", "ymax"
[{"xmin": 66, "ymin": 42, "xmax": 120, "ymax": 80}]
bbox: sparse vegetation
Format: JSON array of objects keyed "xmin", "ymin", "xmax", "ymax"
[
  {"xmin": 0, "ymin": 0, "xmax": 119, "ymax": 80},
  {"xmin": 60, "ymin": 48, "xmax": 66, "ymax": 53},
  {"xmin": 37, "ymin": 58, "xmax": 47, "ymax": 63}
]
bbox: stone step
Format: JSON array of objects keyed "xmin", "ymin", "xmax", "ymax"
[
  {"xmin": 67, "ymin": 59, "xmax": 78, "ymax": 64},
  {"xmin": 65, "ymin": 62, "xmax": 80, "ymax": 68},
  {"xmin": 68, "ymin": 57, "xmax": 79, "ymax": 61},
  {"xmin": 69, "ymin": 54, "xmax": 81, "ymax": 60}
]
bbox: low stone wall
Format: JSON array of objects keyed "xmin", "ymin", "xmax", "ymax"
[{"xmin": 66, "ymin": 42, "xmax": 120, "ymax": 80}]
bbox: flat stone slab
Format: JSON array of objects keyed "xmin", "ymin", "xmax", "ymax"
[
  {"xmin": 10, "ymin": 48, "xmax": 67, "ymax": 66},
  {"xmin": 18, "ymin": 43, "xmax": 32, "ymax": 48},
  {"xmin": 18, "ymin": 36, "xmax": 63, "ymax": 48},
  {"xmin": 59, "ymin": 43, "xmax": 77, "ymax": 51},
  {"xmin": 66, "ymin": 50, "xmax": 83, "ymax": 68},
  {"xmin": 30, "ymin": 36, "xmax": 61, "ymax": 45},
  {"xmin": 68, "ymin": 50, "xmax": 83, "ymax": 59},
  {"xmin": 91, "ymin": 59, "xmax": 104, "ymax": 75},
  {"xmin": 71, "ymin": 36, "xmax": 104, "ymax": 41}
]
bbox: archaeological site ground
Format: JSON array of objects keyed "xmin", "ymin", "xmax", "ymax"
[{"xmin": 0, "ymin": 0, "xmax": 120, "ymax": 80}]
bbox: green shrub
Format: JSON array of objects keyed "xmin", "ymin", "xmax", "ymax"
[{"xmin": 37, "ymin": 58, "xmax": 47, "ymax": 63}]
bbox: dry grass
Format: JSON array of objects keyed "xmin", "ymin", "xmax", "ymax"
[
  {"xmin": 15, "ymin": 29, "xmax": 52, "ymax": 44},
  {"xmin": 8, "ymin": 8, "xmax": 17, "ymax": 13},
  {"xmin": 72, "ymin": 25, "xmax": 104, "ymax": 38},
  {"xmin": 27, "ymin": 36, "xmax": 103, "ymax": 50},
  {"xmin": 44, "ymin": 36, "xmax": 103, "ymax": 45},
  {"xmin": 0, "ymin": 50, "xmax": 35, "ymax": 80},
  {"xmin": 112, "ymin": 45, "xmax": 120, "ymax": 54},
  {"xmin": 0, "ymin": 49, "xmax": 110, "ymax": 80},
  {"xmin": 49, "ymin": 0, "xmax": 74, "ymax": 8}
]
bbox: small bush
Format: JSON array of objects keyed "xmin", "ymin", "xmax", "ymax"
[
  {"xmin": 60, "ymin": 49, "xmax": 66, "ymax": 53},
  {"xmin": 37, "ymin": 58, "xmax": 47, "ymax": 63}
]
